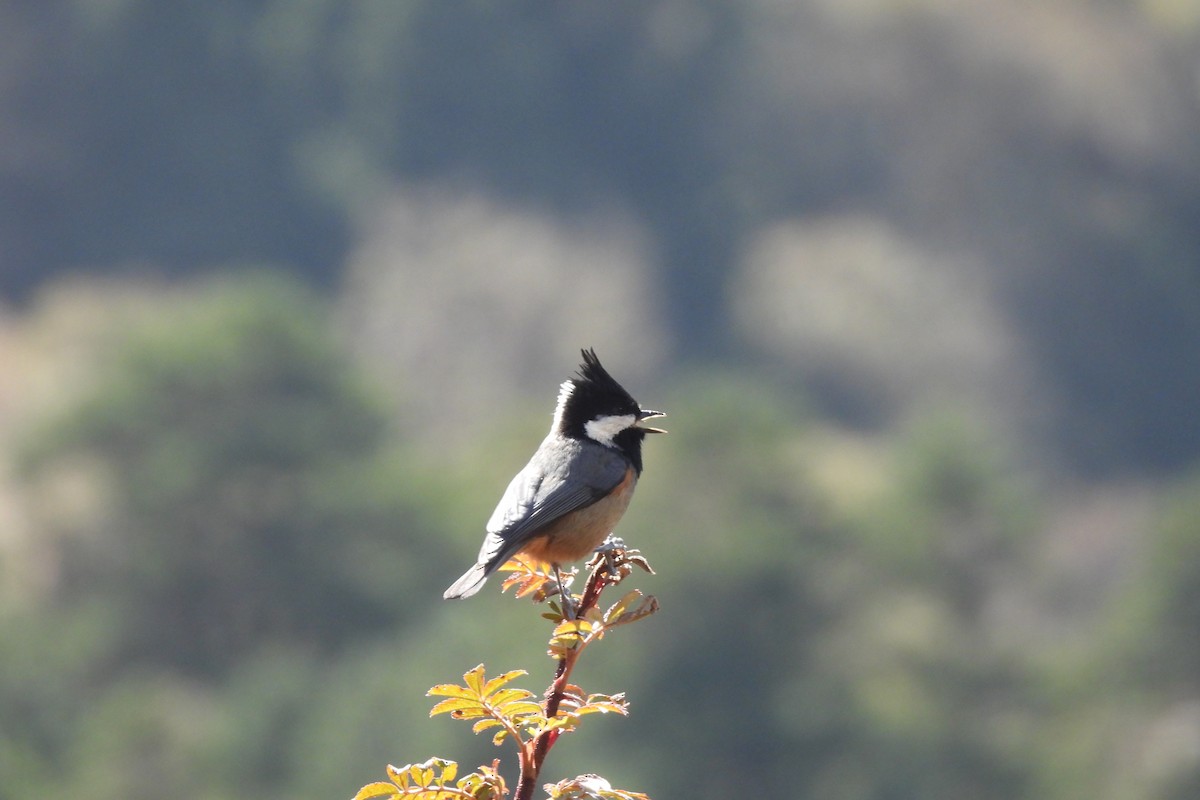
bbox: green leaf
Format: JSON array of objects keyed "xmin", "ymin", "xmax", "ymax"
[
  {"xmin": 607, "ymin": 594, "xmax": 659, "ymax": 627},
  {"xmin": 602, "ymin": 590, "xmax": 643, "ymax": 624},
  {"xmin": 553, "ymin": 619, "xmax": 595, "ymax": 638}
]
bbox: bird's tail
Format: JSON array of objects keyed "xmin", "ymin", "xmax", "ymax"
[{"xmin": 443, "ymin": 563, "xmax": 489, "ymax": 599}]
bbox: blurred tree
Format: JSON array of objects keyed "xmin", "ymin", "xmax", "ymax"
[
  {"xmin": 0, "ymin": 1, "xmax": 347, "ymax": 297},
  {"xmin": 4, "ymin": 0, "xmax": 1200, "ymax": 476},
  {"xmin": 827, "ymin": 416, "xmax": 1041, "ymax": 799},
  {"xmin": 622, "ymin": 397, "xmax": 1044, "ymax": 799},
  {"xmin": 1129, "ymin": 468, "xmax": 1200, "ymax": 799},
  {"xmin": 1144, "ymin": 473, "xmax": 1200, "ymax": 688},
  {"xmin": 1028, "ymin": 466, "xmax": 1200, "ymax": 800},
  {"xmin": 0, "ymin": 311, "xmax": 1180, "ymax": 800},
  {"xmin": 19, "ymin": 272, "xmax": 428, "ymax": 679}
]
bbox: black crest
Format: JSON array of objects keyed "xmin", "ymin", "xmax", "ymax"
[
  {"xmin": 573, "ymin": 348, "xmax": 640, "ymax": 412},
  {"xmin": 550, "ymin": 348, "xmax": 660, "ymax": 474},
  {"xmin": 552, "ymin": 347, "xmax": 639, "ymax": 438}
]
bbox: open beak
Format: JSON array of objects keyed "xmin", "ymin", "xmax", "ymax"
[{"xmin": 636, "ymin": 408, "xmax": 667, "ymax": 434}]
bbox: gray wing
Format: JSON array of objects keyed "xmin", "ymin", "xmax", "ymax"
[{"xmin": 475, "ymin": 436, "xmax": 628, "ymax": 572}]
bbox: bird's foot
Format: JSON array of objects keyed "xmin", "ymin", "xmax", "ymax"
[
  {"xmin": 595, "ymin": 534, "xmax": 626, "ymax": 555},
  {"xmin": 593, "ymin": 534, "xmax": 627, "ymax": 575},
  {"xmin": 553, "ymin": 563, "xmax": 578, "ymax": 620},
  {"xmin": 586, "ymin": 536, "xmax": 655, "ymax": 584}
]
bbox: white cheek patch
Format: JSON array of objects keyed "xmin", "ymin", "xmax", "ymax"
[{"xmin": 585, "ymin": 413, "xmax": 637, "ymax": 447}]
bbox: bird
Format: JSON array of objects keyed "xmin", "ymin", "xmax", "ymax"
[{"xmin": 443, "ymin": 348, "xmax": 665, "ymax": 600}]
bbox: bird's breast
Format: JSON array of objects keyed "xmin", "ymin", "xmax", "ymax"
[{"xmin": 521, "ymin": 467, "xmax": 637, "ymax": 564}]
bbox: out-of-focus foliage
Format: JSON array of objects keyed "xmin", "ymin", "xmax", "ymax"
[
  {"xmin": 336, "ymin": 187, "xmax": 667, "ymax": 450},
  {"xmin": 20, "ymin": 273, "xmax": 421, "ymax": 677},
  {"xmin": 4, "ymin": 0, "xmax": 1200, "ymax": 471},
  {"xmin": 2, "ymin": 1, "xmax": 1200, "ymax": 798},
  {"xmin": 0, "ymin": 270, "xmax": 1196, "ymax": 799},
  {"xmin": 608, "ymin": 390, "xmax": 1043, "ymax": 799},
  {"xmin": 0, "ymin": 274, "xmax": 465, "ymax": 799}
]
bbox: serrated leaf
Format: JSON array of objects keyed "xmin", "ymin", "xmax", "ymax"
[
  {"xmin": 472, "ymin": 718, "xmax": 504, "ymax": 734},
  {"xmin": 462, "ymin": 664, "xmax": 486, "ymax": 695},
  {"xmin": 578, "ymin": 701, "xmax": 628, "ymax": 715},
  {"xmin": 498, "ymin": 554, "xmax": 540, "ymax": 574},
  {"xmin": 400, "ymin": 765, "xmax": 423, "ymax": 787},
  {"xmin": 609, "ymin": 594, "xmax": 659, "ymax": 626},
  {"xmin": 449, "ymin": 710, "xmax": 490, "ymax": 721},
  {"xmin": 513, "ymin": 576, "xmax": 551, "ymax": 599},
  {"xmin": 592, "ymin": 691, "xmax": 626, "ymax": 704},
  {"xmin": 544, "ymin": 774, "xmax": 651, "ymax": 800},
  {"xmin": 552, "ymin": 619, "xmax": 594, "ymax": 639},
  {"xmin": 488, "ymin": 688, "xmax": 535, "ymax": 707},
  {"xmin": 541, "ymin": 715, "xmax": 576, "ymax": 732},
  {"xmin": 496, "ymin": 700, "xmax": 543, "ymax": 717},
  {"xmin": 602, "ymin": 590, "xmax": 643, "ymax": 624},
  {"xmin": 426, "ymin": 683, "xmax": 475, "ymax": 699},
  {"xmin": 386, "ymin": 763, "xmax": 410, "ymax": 788},
  {"xmin": 429, "ymin": 698, "xmax": 485, "ymax": 717},
  {"xmin": 500, "ymin": 555, "xmax": 562, "ymax": 600},
  {"xmin": 482, "ymin": 670, "xmax": 528, "ymax": 696},
  {"xmin": 352, "ymin": 781, "xmax": 399, "ymax": 800}
]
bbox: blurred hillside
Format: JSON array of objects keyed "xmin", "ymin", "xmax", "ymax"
[{"xmin": 2, "ymin": 1, "xmax": 1200, "ymax": 799}]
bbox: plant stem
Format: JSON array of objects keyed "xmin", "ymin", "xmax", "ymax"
[{"xmin": 513, "ymin": 569, "xmax": 613, "ymax": 800}]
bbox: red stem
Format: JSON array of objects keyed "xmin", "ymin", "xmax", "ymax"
[{"xmin": 513, "ymin": 570, "xmax": 612, "ymax": 800}]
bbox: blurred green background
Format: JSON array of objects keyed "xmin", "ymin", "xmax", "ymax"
[{"xmin": 3, "ymin": 1, "xmax": 1200, "ymax": 798}]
